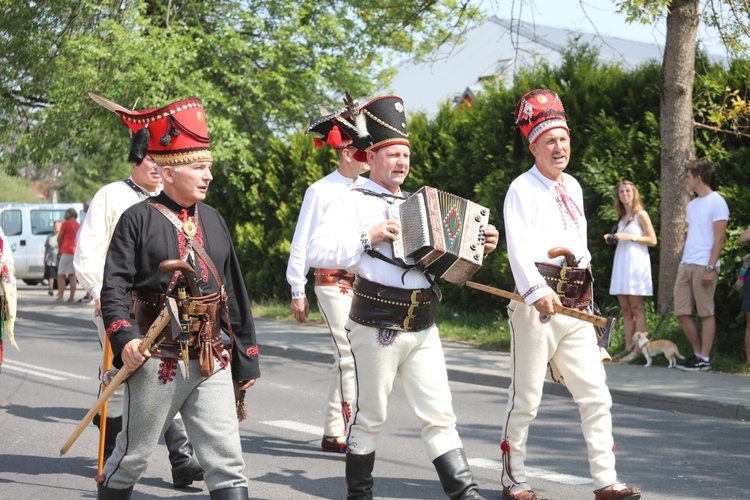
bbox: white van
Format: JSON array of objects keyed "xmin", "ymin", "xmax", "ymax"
[{"xmin": 0, "ymin": 202, "xmax": 85, "ymax": 285}]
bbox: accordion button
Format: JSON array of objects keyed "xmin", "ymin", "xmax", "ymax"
[
  {"xmin": 470, "ymin": 244, "xmax": 477, "ymax": 251},
  {"xmin": 473, "ymin": 254, "xmax": 480, "ymax": 261},
  {"xmin": 475, "ymin": 215, "xmax": 482, "ymax": 222}
]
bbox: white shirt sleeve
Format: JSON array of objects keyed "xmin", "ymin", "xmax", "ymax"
[{"xmin": 307, "ymin": 190, "xmax": 367, "ymax": 271}]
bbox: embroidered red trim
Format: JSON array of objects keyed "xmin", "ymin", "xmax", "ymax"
[
  {"xmin": 158, "ymin": 358, "xmax": 177, "ymax": 383},
  {"xmin": 106, "ymin": 319, "xmax": 132, "ymax": 337},
  {"xmin": 246, "ymin": 346, "xmax": 259, "ymax": 356}
]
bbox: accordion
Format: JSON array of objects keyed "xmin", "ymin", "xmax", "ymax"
[{"xmin": 387, "ymin": 186, "xmax": 490, "ymax": 285}]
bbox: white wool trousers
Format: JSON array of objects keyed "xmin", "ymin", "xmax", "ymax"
[
  {"xmin": 315, "ymin": 284, "xmax": 356, "ymax": 438},
  {"xmin": 345, "ymin": 321, "xmax": 463, "ymax": 461},
  {"xmin": 501, "ymin": 301, "xmax": 619, "ymax": 490}
]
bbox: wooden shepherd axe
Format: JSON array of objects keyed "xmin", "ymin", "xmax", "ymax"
[
  {"xmin": 159, "ymin": 258, "xmax": 203, "ymax": 297},
  {"xmin": 465, "ymin": 248, "xmax": 616, "ymax": 334},
  {"xmin": 60, "ymin": 259, "xmax": 195, "ymax": 456}
]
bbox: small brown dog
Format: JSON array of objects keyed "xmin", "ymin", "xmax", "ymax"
[{"xmin": 633, "ymin": 331, "xmax": 685, "ymax": 368}]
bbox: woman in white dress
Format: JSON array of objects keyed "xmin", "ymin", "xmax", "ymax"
[{"xmin": 603, "ymin": 181, "xmax": 657, "ymax": 353}]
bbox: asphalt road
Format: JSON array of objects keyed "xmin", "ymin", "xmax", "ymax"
[{"xmin": 1, "ymin": 302, "xmax": 748, "ymax": 499}]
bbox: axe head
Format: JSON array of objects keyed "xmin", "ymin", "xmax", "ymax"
[{"xmin": 166, "ymin": 297, "xmax": 184, "ymax": 341}]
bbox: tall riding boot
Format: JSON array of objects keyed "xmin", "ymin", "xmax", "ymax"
[
  {"xmin": 209, "ymin": 486, "xmax": 249, "ymax": 499},
  {"xmin": 93, "ymin": 414, "xmax": 122, "ymax": 463},
  {"xmin": 346, "ymin": 452, "xmax": 375, "ymax": 500},
  {"xmin": 432, "ymin": 448, "xmax": 486, "ymax": 500},
  {"xmin": 96, "ymin": 485, "xmax": 133, "ymax": 500},
  {"xmin": 163, "ymin": 418, "xmax": 204, "ymax": 488}
]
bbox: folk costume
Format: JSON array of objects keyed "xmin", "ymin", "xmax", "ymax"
[
  {"xmin": 286, "ymin": 112, "xmax": 367, "ymax": 450},
  {"xmin": 98, "ymin": 97, "xmax": 259, "ymax": 500},
  {"xmin": 77, "ymin": 93, "xmax": 204, "ymax": 486},
  {"xmin": 307, "ymin": 94, "xmax": 484, "ymax": 500},
  {"xmin": 502, "ymin": 89, "xmax": 639, "ymax": 500},
  {"xmin": 0, "ymin": 227, "xmax": 18, "ymax": 375}
]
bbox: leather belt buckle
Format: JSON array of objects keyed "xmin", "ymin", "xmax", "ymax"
[
  {"xmin": 556, "ymin": 267, "xmax": 569, "ymax": 295},
  {"xmin": 403, "ymin": 290, "xmax": 420, "ymax": 330}
]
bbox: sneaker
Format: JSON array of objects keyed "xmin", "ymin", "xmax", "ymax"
[{"xmin": 679, "ymin": 354, "xmax": 711, "ymax": 372}]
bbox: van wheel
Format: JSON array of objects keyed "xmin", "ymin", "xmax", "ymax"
[{"xmin": 23, "ymin": 279, "xmax": 42, "ymax": 286}]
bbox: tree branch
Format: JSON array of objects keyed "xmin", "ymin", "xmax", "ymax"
[{"xmin": 694, "ymin": 120, "xmax": 750, "ymax": 138}]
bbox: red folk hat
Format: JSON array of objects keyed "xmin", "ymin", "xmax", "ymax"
[
  {"xmin": 514, "ymin": 89, "xmax": 569, "ymax": 145},
  {"xmin": 88, "ymin": 93, "xmax": 211, "ymax": 166}
]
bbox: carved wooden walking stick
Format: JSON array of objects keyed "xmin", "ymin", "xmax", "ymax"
[{"xmin": 96, "ymin": 337, "xmax": 113, "ymax": 473}]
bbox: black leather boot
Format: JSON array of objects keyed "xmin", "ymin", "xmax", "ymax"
[
  {"xmin": 96, "ymin": 484, "xmax": 133, "ymax": 499},
  {"xmin": 346, "ymin": 452, "xmax": 375, "ymax": 500},
  {"xmin": 163, "ymin": 418, "xmax": 204, "ymax": 488},
  {"xmin": 432, "ymin": 448, "xmax": 485, "ymax": 500},
  {"xmin": 93, "ymin": 414, "xmax": 122, "ymax": 463},
  {"xmin": 209, "ymin": 486, "xmax": 249, "ymax": 499}
]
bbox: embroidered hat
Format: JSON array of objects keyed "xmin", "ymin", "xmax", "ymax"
[
  {"xmin": 514, "ymin": 88, "xmax": 569, "ymax": 145},
  {"xmin": 88, "ymin": 93, "xmax": 211, "ymax": 166},
  {"xmin": 306, "ymin": 110, "xmax": 354, "ymax": 150},
  {"xmin": 336, "ymin": 92, "xmax": 410, "ymax": 162}
]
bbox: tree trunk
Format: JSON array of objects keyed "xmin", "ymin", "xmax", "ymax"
[{"xmin": 657, "ymin": 0, "xmax": 699, "ymax": 315}]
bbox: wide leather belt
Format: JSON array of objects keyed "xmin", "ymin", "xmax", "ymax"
[
  {"xmin": 535, "ymin": 262, "xmax": 593, "ymax": 309},
  {"xmin": 314, "ymin": 268, "xmax": 355, "ymax": 287},
  {"xmin": 349, "ymin": 275, "xmax": 435, "ymax": 331}
]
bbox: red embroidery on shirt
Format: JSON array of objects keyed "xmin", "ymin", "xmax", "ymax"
[
  {"xmin": 106, "ymin": 319, "xmax": 132, "ymax": 337},
  {"xmin": 246, "ymin": 346, "xmax": 259, "ymax": 357},
  {"xmin": 175, "ymin": 209, "xmax": 210, "ymax": 284}
]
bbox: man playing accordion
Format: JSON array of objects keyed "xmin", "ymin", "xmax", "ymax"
[{"xmin": 308, "ymin": 93, "xmax": 498, "ymax": 500}]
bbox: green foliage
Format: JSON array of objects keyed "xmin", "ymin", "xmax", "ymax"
[{"xmin": 0, "ymin": 172, "xmax": 41, "ymax": 202}]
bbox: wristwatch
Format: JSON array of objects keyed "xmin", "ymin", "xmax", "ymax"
[{"xmin": 705, "ymin": 265, "xmax": 715, "ymax": 272}]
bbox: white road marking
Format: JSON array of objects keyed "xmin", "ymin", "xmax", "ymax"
[
  {"xmin": 260, "ymin": 420, "xmax": 323, "ymax": 436},
  {"xmin": 3, "ymin": 359, "xmax": 93, "ymax": 381},
  {"xmin": 469, "ymin": 458, "xmax": 592, "ymax": 486}
]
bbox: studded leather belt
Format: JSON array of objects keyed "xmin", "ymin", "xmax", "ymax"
[{"xmin": 348, "ymin": 275, "xmax": 435, "ymax": 331}]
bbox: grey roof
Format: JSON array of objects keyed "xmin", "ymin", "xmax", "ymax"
[{"xmin": 386, "ymin": 16, "xmax": 665, "ymax": 117}]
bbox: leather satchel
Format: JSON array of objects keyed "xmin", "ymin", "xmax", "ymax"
[{"xmin": 534, "ymin": 262, "xmax": 593, "ymax": 309}]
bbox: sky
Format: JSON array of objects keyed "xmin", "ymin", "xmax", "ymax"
[{"xmin": 485, "ymin": 0, "xmax": 726, "ymax": 56}]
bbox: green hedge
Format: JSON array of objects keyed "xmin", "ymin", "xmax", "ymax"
[{"xmin": 207, "ymin": 44, "xmax": 750, "ymax": 361}]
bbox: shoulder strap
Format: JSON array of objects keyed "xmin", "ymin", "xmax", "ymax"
[{"xmin": 146, "ymin": 201, "xmax": 223, "ymax": 288}]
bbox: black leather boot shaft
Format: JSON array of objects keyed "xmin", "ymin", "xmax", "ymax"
[
  {"xmin": 93, "ymin": 414, "xmax": 122, "ymax": 463},
  {"xmin": 346, "ymin": 452, "xmax": 375, "ymax": 500},
  {"xmin": 209, "ymin": 486, "xmax": 249, "ymax": 499},
  {"xmin": 96, "ymin": 485, "xmax": 133, "ymax": 500},
  {"xmin": 163, "ymin": 418, "xmax": 204, "ymax": 487},
  {"xmin": 432, "ymin": 448, "xmax": 485, "ymax": 500}
]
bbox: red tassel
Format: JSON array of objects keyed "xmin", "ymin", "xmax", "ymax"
[
  {"xmin": 327, "ymin": 124, "xmax": 344, "ymax": 148},
  {"xmin": 313, "ymin": 138, "xmax": 325, "ymax": 149}
]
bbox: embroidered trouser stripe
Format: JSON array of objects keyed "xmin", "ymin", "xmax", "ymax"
[{"xmin": 315, "ymin": 285, "xmax": 355, "ymax": 437}]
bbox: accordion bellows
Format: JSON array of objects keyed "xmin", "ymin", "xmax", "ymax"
[{"xmin": 389, "ymin": 187, "xmax": 490, "ymax": 285}]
